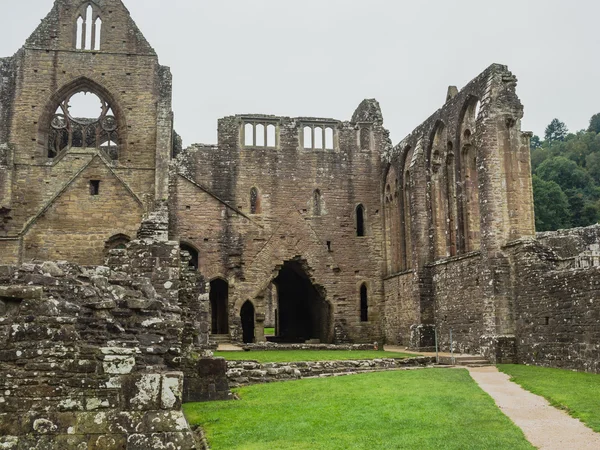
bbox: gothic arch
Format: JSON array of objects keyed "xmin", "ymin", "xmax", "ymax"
[
  {"xmin": 383, "ymin": 164, "xmax": 401, "ymax": 274},
  {"xmin": 428, "ymin": 121, "xmax": 450, "ymax": 259},
  {"xmin": 37, "ymin": 77, "xmax": 127, "ymax": 159},
  {"xmin": 400, "ymin": 145, "xmax": 414, "ymax": 270},
  {"xmin": 457, "ymin": 96, "xmax": 482, "ymax": 253}
]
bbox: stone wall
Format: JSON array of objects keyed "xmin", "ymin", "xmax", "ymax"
[
  {"xmin": 383, "ymin": 271, "xmax": 418, "ymax": 346},
  {"xmin": 0, "ymin": 233, "xmax": 220, "ymax": 448},
  {"xmin": 509, "ymin": 231, "xmax": 600, "ymax": 373},
  {"xmin": 0, "ymin": 0, "xmax": 173, "ymax": 265},
  {"xmin": 226, "ymin": 357, "xmax": 435, "ymax": 387},
  {"xmin": 172, "ymin": 106, "xmax": 389, "ymax": 344}
]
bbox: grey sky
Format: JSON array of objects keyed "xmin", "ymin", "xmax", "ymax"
[{"xmin": 1, "ymin": 0, "xmax": 599, "ymax": 147}]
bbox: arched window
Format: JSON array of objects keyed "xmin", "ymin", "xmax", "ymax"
[
  {"xmin": 430, "ymin": 123, "xmax": 449, "ymax": 259},
  {"xmin": 314, "ymin": 126, "xmax": 323, "ymax": 150},
  {"xmin": 76, "ymin": 4, "xmax": 102, "ymax": 51},
  {"xmin": 303, "ymin": 126, "xmax": 313, "ymax": 149},
  {"xmin": 360, "ymin": 283, "xmax": 368, "ymax": 322},
  {"xmin": 313, "ymin": 189, "xmax": 322, "ymax": 216},
  {"xmin": 48, "ymin": 90, "xmax": 119, "ymax": 159},
  {"xmin": 180, "ymin": 243, "xmax": 199, "ymax": 270},
  {"xmin": 459, "ymin": 97, "xmax": 482, "ymax": 253},
  {"xmin": 401, "ymin": 146, "xmax": 414, "ymax": 270},
  {"xmin": 325, "ymin": 127, "xmax": 334, "ymax": 150},
  {"xmin": 356, "ymin": 204, "xmax": 365, "ymax": 237},
  {"xmin": 255, "ymin": 124, "xmax": 265, "ymax": 147},
  {"xmin": 250, "ymin": 187, "xmax": 261, "ymax": 214},
  {"xmin": 244, "ymin": 123, "xmax": 254, "ymax": 146},
  {"xmin": 267, "ymin": 124, "xmax": 276, "ymax": 147}
]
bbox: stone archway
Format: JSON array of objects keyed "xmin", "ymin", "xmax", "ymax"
[{"xmin": 272, "ymin": 260, "xmax": 332, "ymax": 344}]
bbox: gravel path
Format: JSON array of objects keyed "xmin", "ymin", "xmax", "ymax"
[{"xmin": 468, "ymin": 366, "xmax": 600, "ymax": 450}]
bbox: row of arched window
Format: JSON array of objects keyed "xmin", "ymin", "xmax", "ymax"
[
  {"xmin": 384, "ymin": 98, "xmax": 482, "ymax": 275},
  {"xmin": 241, "ymin": 122, "xmax": 337, "ymax": 150}
]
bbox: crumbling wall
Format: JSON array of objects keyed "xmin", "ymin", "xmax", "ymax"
[
  {"xmin": 0, "ymin": 243, "xmax": 199, "ymax": 448},
  {"xmin": 383, "ymin": 272, "xmax": 419, "ymax": 346},
  {"xmin": 510, "ymin": 229, "xmax": 600, "ymax": 373},
  {"xmin": 383, "ymin": 64, "xmax": 535, "ymax": 358},
  {"xmin": 172, "ymin": 105, "xmax": 388, "ymax": 344},
  {"xmin": 1, "ymin": 0, "xmax": 171, "ymax": 264}
]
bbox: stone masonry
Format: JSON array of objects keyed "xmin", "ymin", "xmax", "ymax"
[{"xmin": 0, "ymin": 6, "xmax": 600, "ymax": 447}]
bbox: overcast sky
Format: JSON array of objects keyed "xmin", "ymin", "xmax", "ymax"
[{"xmin": 1, "ymin": 0, "xmax": 599, "ymax": 147}]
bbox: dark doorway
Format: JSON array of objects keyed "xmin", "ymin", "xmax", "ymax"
[
  {"xmin": 241, "ymin": 301, "xmax": 255, "ymax": 344},
  {"xmin": 210, "ymin": 279, "xmax": 229, "ymax": 335},
  {"xmin": 273, "ymin": 261, "xmax": 331, "ymax": 343}
]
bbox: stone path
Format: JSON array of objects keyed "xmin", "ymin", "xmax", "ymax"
[{"xmin": 468, "ymin": 366, "xmax": 600, "ymax": 450}]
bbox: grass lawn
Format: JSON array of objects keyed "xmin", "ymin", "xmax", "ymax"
[
  {"xmin": 213, "ymin": 350, "xmax": 415, "ymax": 363},
  {"xmin": 264, "ymin": 327, "xmax": 275, "ymax": 336},
  {"xmin": 498, "ymin": 364, "xmax": 600, "ymax": 432},
  {"xmin": 184, "ymin": 369, "xmax": 533, "ymax": 450}
]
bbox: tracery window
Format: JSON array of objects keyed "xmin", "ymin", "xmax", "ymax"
[{"xmin": 48, "ymin": 91, "xmax": 119, "ymax": 160}]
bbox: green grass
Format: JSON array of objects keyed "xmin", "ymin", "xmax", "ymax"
[
  {"xmin": 184, "ymin": 369, "xmax": 533, "ymax": 450},
  {"xmin": 264, "ymin": 327, "xmax": 275, "ymax": 336},
  {"xmin": 498, "ymin": 364, "xmax": 600, "ymax": 432},
  {"xmin": 213, "ymin": 350, "xmax": 414, "ymax": 363}
]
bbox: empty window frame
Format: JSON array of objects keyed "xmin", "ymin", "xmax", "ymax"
[
  {"xmin": 303, "ymin": 125, "xmax": 335, "ymax": 150},
  {"xmin": 356, "ymin": 204, "xmax": 366, "ymax": 237},
  {"xmin": 242, "ymin": 121, "xmax": 278, "ymax": 148},
  {"xmin": 76, "ymin": 4, "xmax": 102, "ymax": 51},
  {"xmin": 360, "ymin": 283, "xmax": 368, "ymax": 322},
  {"xmin": 90, "ymin": 180, "xmax": 101, "ymax": 195}
]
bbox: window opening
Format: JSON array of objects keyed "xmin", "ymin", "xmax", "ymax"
[
  {"xmin": 356, "ymin": 204, "xmax": 365, "ymax": 237},
  {"xmin": 314, "ymin": 126, "xmax": 323, "ymax": 150},
  {"xmin": 84, "ymin": 6, "xmax": 93, "ymax": 50},
  {"xmin": 255, "ymin": 124, "xmax": 265, "ymax": 147},
  {"xmin": 94, "ymin": 17, "xmax": 102, "ymax": 51},
  {"xmin": 48, "ymin": 90, "xmax": 119, "ymax": 159},
  {"xmin": 267, "ymin": 124, "xmax": 276, "ymax": 147},
  {"xmin": 76, "ymin": 16, "xmax": 84, "ymax": 49},
  {"xmin": 325, "ymin": 127, "xmax": 334, "ymax": 149},
  {"xmin": 303, "ymin": 127, "xmax": 313, "ymax": 149},
  {"xmin": 360, "ymin": 284, "xmax": 368, "ymax": 322},
  {"xmin": 244, "ymin": 123, "xmax": 254, "ymax": 146},
  {"xmin": 90, "ymin": 180, "xmax": 100, "ymax": 196}
]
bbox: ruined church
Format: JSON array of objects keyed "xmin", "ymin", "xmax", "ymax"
[{"xmin": 1, "ymin": 0, "xmax": 599, "ymax": 368}]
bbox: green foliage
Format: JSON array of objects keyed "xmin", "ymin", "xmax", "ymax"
[
  {"xmin": 532, "ymin": 175, "xmax": 571, "ymax": 231},
  {"xmin": 544, "ymin": 118, "xmax": 568, "ymax": 143},
  {"xmin": 532, "ymin": 114, "xmax": 600, "ymax": 231},
  {"xmin": 213, "ymin": 349, "xmax": 411, "ymax": 363},
  {"xmin": 589, "ymin": 113, "xmax": 600, "ymax": 134},
  {"xmin": 530, "ymin": 134, "xmax": 542, "ymax": 150},
  {"xmin": 184, "ymin": 369, "xmax": 533, "ymax": 450},
  {"xmin": 498, "ymin": 365, "xmax": 600, "ymax": 433}
]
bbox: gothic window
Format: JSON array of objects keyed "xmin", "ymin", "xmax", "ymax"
[
  {"xmin": 242, "ymin": 120, "xmax": 278, "ymax": 148},
  {"xmin": 48, "ymin": 90, "xmax": 119, "ymax": 160},
  {"xmin": 250, "ymin": 187, "xmax": 261, "ymax": 214},
  {"xmin": 360, "ymin": 283, "xmax": 368, "ymax": 322},
  {"xmin": 76, "ymin": 4, "xmax": 102, "ymax": 51},
  {"xmin": 302, "ymin": 124, "xmax": 336, "ymax": 150},
  {"xmin": 356, "ymin": 204, "xmax": 365, "ymax": 237}
]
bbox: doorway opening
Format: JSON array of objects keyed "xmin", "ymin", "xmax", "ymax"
[
  {"xmin": 241, "ymin": 301, "xmax": 255, "ymax": 344},
  {"xmin": 272, "ymin": 260, "xmax": 331, "ymax": 343},
  {"xmin": 210, "ymin": 279, "xmax": 229, "ymax": 335}
]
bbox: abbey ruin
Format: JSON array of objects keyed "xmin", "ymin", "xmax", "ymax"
[{"xmin": 1, "ymin": 0, "xmax": 599, "ymax": 447}]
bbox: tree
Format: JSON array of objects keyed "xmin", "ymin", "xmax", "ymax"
[
  {"xmin": 588, "ymin": 113, "xmax": 600, "ymax": 134},
  {"xmin": 532, "ymin": 175, "xmax": 571, "ymax": 231},
  {"xmin": 536, "ymin": 156, "xmax": 592, "ymax": 192},
  {"xmin": 544, "ymin": 118, "xmax": 568, "ymax": 143},
  {"xmin": 530, "ymin": 134, "xmax": 542, "ymax": 150}
]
